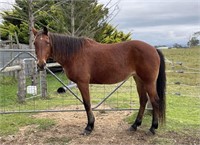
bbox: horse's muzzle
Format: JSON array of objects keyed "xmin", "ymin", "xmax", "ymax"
[{"xmin": 37, "ymin": 61, "xmax": 46, "ymax": 71}]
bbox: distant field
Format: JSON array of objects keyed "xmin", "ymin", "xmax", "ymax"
[{"xmin": 162, "ymin": 48, "xmax": 200, "ymax": 98}]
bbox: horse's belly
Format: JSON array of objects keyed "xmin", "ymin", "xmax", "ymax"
[{"xmin": 90, "ymin": 70, "xmax": 136, "ymax": 84}]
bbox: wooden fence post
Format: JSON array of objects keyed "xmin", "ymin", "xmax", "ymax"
[
  {"xmin": 17, "ymin": 60, "xmax": 26, "ymax": 103},
  {"xmin": 40, "ymin": 70, "xmax": 47, "ymax": 99}
]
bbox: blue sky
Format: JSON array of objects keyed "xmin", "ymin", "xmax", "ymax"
[{"xmin": 0, "ymin": 0, "xmax": 199, "ymax": 46}]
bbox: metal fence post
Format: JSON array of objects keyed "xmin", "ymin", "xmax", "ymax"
[
  {"xmin": 17, "ymin": 59, "xmax": 26, "ymax": 103},
  {"xmin": 31, "ymin": 60, "xmax": 37, "ymax": 85}
]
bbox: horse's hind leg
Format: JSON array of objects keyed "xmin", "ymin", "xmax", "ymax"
[
  {"xmin": 77, "ymin": 82, "xmax": 95, "ymax": 135},
  {"xmin": 145, "ymin": 82, "xmax": 159, "ymax": 135},
  {"xmin": 129, "ymin": 76, "xmax": 148, "ymax": 131}
]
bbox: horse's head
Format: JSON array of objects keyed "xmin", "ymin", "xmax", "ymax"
[{"xmin": 32, "ymin": 27, "xmax": 51, "ymax": 70}]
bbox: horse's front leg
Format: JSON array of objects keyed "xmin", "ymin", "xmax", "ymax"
[{"xmin": 77, "ymin": 82, "xmax": 95, "ymax": 135}]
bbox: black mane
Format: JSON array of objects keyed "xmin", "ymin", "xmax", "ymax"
[{"xmin": 49, "ymin": 33, "xmax": 86, "ymax": 60}]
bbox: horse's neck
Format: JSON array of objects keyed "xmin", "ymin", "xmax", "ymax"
[
  {"xmin": 50, "ymin": 36, "xmax": 94, "ymax": 69},
  {"xmin": 52, "ymin": 51, "xmax": 75, "ymax": 69},
  {"xmin": 52, "ymin": 55, "xmax": 67, "ymax": 67}
]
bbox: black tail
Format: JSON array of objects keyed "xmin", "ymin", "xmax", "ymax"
[{"xmin": 156, "ymin": 49, "xmax": 166, "ymax": 123}]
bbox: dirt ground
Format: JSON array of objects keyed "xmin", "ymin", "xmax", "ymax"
[{"xmin": 0, "ymin": 110, "xmax": 199, "ymax": 145}]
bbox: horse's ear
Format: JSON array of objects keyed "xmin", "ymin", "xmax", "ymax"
[
  {"xmin": 43, "ymin": 26, "xmax": 48, "ymax": 35},
  {"xmin": 32, "ymin": 27, "xmax": 38, "ymax": 36}
]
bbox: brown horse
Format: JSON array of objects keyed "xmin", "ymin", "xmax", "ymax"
[{"xmin": 32, "ymin": 27, "xmax": 166, "ymax": 135}]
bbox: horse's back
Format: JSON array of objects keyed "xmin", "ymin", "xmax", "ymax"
[{"xmin": 85, "ymin": 40, "xmax": 160, "ymax": 84}]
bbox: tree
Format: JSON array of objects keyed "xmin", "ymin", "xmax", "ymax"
[
  {"xmin": 0, "ymin": 0, "xmax": 131, "ymax": 44},
  {"xmin": 94, "ymin": 24, "xmax": 131, "ymax": 43},
  {"xmin": 188, "ymin": 37, "xmax": 199, "ymax": 47},
  {"xmin": 173, "ymin": 43, "xmax": 183, "ymax": 48},
  {"xmin": 188, "ymin": 31, "xmax": 200, "ymax": 47},
  {"xmin": 45, "ymin": 0, "xmax": 109, "ymax": 37},
  {"xmin": 0, "ymin": 0, "xmax": 54, "ymax": 44}
]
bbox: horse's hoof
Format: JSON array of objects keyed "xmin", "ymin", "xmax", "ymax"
[
  {"xmin": 80, "ymin": 129, "xmax": 92, "ymax": 136},
  {"xmin": 146, "ymin": 129, "xmax": 155, "ymax": 136},
  {"xmin": 128, "ymin": 126, "xmax": 137, "ymax": 132}
]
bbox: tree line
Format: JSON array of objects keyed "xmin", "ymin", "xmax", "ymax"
[{"xmin": 0, "ymin": 0, "xmax": 131, "ymax": 45}]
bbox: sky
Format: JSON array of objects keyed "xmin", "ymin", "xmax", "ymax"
[
  {"xmin": 0, "ymin": 0, "xmax": 15, "ymax": 11},
  {"xmin": 0, "ymin": 0, "xmax": 199, "ymax": 46},
  {"xmin": 99, "ymin": 0, "xmax": 200, "ymax": 46}
]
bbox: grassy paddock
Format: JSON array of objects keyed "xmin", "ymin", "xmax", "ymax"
[{"xmin": 0, "ymin": 47, "xmax": 200, "ymax": 139}]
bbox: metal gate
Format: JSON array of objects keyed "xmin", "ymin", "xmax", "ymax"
[{"xmin": 0, "ymin": 49, "xmax": 138, "ymax": 114}]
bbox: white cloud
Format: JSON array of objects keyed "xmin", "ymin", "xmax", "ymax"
[
  {"xmin": 0, "ymin": 0, "xmax": 15, "ymax": 23},
  {"xmin": 0, "ymin": 0, "xmax": 15, "ymax": 11},
  {"xmin": 99, "ymin": 0, "xmax": 200, "ymax": 46},
  {"xmin": 125, "ymin": 25, "xmax": 200, "ymax": 46}
]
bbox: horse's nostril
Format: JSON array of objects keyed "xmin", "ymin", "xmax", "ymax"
[{"xmin": 37, "ymin": 62, "xmax": 46, "ymax": 71}]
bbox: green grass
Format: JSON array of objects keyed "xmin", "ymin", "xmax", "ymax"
[
  {"xmin": 127, "ymin": 94, "xmax": 200, "ymax": 132},
  {"xmin": 0, "ymin": 47, "xmax": 199, "ymax": 139},
  {"xmin": 163, "ymin": 48, "xmax": 200, "ymax": 87},
  {"xmin": 0, "ymin": 76, "xmax": 18, "ymax": 106},
  {"xmin": 0, "ymin": 114, "xmax": 55, "ymax": 135}
]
